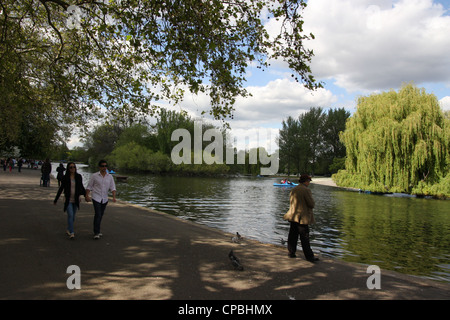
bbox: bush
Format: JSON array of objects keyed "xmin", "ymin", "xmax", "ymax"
[
  {"xmin": 109, "ymin": 142, "xmax": 229, "ymax": 175},
  {"xmin": 412, "ymin": 173, "xmax": 450, "ymax": 199}
]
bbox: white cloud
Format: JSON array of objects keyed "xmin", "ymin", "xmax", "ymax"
[
  {"xmin": 175, "ymin": 78, "xmax": 337, "ymax": 150},
  {"xmin": 440, "ymin": 96, "xmax": 450, "ymax": 110},
  {"xmin": 179, "ymin": 78, "xmax": 337, "ymax": 122},
  {"xmin": 303, "ymin": 0, "xmax": 450, "ymax": 92},
  {"xmin": 233, "ymin": 79, "xmax": 337, "ymax": 121},
  {"xmin": 225, "ymin": 126, "xmax": 280, "ymax": 153},
  {"xmin": 67, "ymin": 136, "xmax": 83, "ymax": 149}
]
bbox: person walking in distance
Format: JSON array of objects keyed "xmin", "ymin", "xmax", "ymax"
[
  {"xmin": 283, "ymin": 174, "xmax": 319, "ymax": 262},
  {"xmin": 85, "ymin": 160, "xmax": 116, "ymax": 239}
]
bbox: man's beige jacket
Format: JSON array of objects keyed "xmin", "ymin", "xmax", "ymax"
[{"xmin": 283, "ymin": 183, "xmax": 315, "ymax": 224}]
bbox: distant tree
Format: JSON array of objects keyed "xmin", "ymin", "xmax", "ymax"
[
  {"xmin": 298, "ymin": 107, "xmax": 325, "ymax": 174},
  {"xmin": 155, "ymin": 109, "xmax": 194, "ymax": 155},
  {"xmin": 322, "ymin": 108, "xmax": 350, "ymax": 158},
  {"xmin": 115, "ymin": 123, "xmax": 158, "ymax": 151},
  {"xmin": 321, "ymin": 108, "xmax": 350, "ymax": 173},
  {"xmin": 278, "ymin": 116, "xmax": 299, "ymax": 175},
  {"xmin": 83, "ymin": 124, "xmax": 122, "ymax": 166},
  {"xmin": 278, "ymin": 107, "xmax": 349, "ymax": 175}
]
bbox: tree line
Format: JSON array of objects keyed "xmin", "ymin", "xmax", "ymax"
[
  {"xmin": 52, "ymin": 106, "xmax": 350, "ymax": 177},
  {"xmin": 57, "ymin": 109, "xmax": 276, "ymax": 176}
]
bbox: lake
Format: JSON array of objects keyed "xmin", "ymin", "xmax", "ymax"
[{"xmin": 73, "ymin": 166, "xmax": 449, "ymax": 283}]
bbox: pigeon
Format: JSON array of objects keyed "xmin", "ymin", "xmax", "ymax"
[
  {"xmin": 280, "ymin": 238, "xmax": 286, "ymax": 245},
  {"xmin": 231, "ymin": 232, "xmax": 242, "ymax": 243},
  {"xmin": 228, "ymin": 250, "xmax": 244, "ymax": 271}
]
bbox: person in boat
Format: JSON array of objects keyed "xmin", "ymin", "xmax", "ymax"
[{"xmin": 283, "ymin": 174, "xmax": 318, "ymax": 263}]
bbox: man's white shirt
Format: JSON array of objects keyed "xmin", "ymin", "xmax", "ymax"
[{"xmin": 86, "ymin": 172, "xmax": 116, "ymax": 203}]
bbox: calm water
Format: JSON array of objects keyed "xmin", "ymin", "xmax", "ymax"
[{"xmin": 74, "ymin": 166, "xmax": 450, "ymax": 283}]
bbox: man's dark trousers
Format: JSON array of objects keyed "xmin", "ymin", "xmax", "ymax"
[
  {"xmin": 288, "ymin": 222, "xmax": 314, "ymax": 260},
  {"xmin": 93, "ymin": 200, "xmax": 108, "ymax": 235}
]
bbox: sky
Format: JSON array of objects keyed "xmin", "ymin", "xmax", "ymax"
[{"xmin": 68, "ymin": 0, "xmax": 450, "ymax": 152}]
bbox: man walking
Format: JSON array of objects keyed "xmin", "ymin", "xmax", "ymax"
[
  {"xmin": 86, "ymin": 160, "xmax": 116, "ymax": 239},
  {"xmin": 283, "ymin": 174, "xmax": 318, "ymax": 262}
]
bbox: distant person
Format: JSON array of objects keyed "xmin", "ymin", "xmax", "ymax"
[
  {"xmin": 17, "ymin": 158, "xmax": 23, "ymax": 172},
  {"xmin": 85, "ymin": 160, "xmax": 116, "ymax": 240},
  {"xmin": 54, "ymin": 162, "xmax": 88, "ymax": 239},
  {"xmin": 56, "ymin": 163, "xmax": 66, "ymax": 187},
  {"xmin": 283, "ymin": 174, "xmax": 318, "ymax": 262},
  {"xmin": 41, "ymin": 158, "xmax": 52, "ymax": 186},
  {"xmin": 8, "ymin": 158, "xmax": 14, "ymax": 172}
]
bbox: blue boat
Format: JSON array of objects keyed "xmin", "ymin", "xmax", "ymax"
[{"xmin": 273, "ymin": 182, "xmax": 298, "ymax": 187}]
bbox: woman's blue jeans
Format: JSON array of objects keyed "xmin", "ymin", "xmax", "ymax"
[{"xmin": 66, "ymin": 202, "xmax": 77, "ymax": 234}]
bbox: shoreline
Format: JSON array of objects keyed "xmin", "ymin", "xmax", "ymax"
[{"xmin": 1, "ymin": 168, "xmax": 449, "ymax": 299}]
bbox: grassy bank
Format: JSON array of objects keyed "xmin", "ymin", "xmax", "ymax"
[{"xmin": 332, "ymin": 170, "xmax": 450, "ymax": 199}]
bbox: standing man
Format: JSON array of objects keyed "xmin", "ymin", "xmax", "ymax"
[
  {"xmin": 41, "ymin": 158, "xmax": 52, "ymax": 186},
  {"xmin": 283, "ymin": 174, "xmax": 318, "ymax": 262},
  {"xmin": 85, "ymin": 160, "xmax": 116, "ymax": 239}
]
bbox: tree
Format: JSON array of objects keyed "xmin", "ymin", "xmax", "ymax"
[
  {"xmin": 1, "ymin": 0, "xmax": 321, "ymax": 156},
  {"xmin": 320, "ymin": 108, "xmax": 350, "ymax": 173},
  {"xmin": 278, "ymin": 116, "xmax": 299, "ymax": 175},
  {"xmin": 278, "ymin": 107, "xmax": 349, "ymax": 175},
  {"xmin": 115, "ymin": 123, "xmax": 158, "ymax": 151},
  {"xmin": 154, "ymin": 109, "xmax": 194, "ymax": 155},
  {"xmin": 298, "ymin": 107, "xmax": 325, "ymax": 174},
  {"xmin": 334, "ymin": 84, "xmax": 449, "ymax": 196},
  {"xmin": 322, "ymin": 108, "xmax": 350, "ymax": 158},
  {"xmin": 83, "ymin": 123, "xmax": 122, "ymax": 166}
]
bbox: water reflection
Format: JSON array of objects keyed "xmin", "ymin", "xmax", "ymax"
[
  {"xmin": 73, "ymin": 165, "xmax": 449, "ymax": 283},
  {"xmin": 330, "ymin": 191, "xmax": 450, "ymax": 282}
]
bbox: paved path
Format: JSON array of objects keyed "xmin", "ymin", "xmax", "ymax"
[{"xmin": 0, "ymin": 168, "xmax": 448, "ymax": 300}]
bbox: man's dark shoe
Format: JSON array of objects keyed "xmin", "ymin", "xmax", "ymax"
[
  {"xmin": 288, "ymin": 253, "xmax": 297, "ymax": 258},
  {"xmin": 306, "ymin": 257, "xmax": 319, "ymax": 263}
]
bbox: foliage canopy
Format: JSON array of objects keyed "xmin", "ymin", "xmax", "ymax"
[{"xmin": 0, "ymin": 0, "xmax": 320, "ymax": 155}]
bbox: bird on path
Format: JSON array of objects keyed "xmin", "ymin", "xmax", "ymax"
[
  {"xmin": 231, "ymin": 232, "xmax": 242, "ymax": 243},
  {"xmin": 228, "ymin": 250, "xmax": 244, "ymax": 271}
]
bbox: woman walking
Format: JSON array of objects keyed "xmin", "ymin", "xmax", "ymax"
[{"xmin": 54, "ymin": 162, "xmax": 88, "ymax": 239}]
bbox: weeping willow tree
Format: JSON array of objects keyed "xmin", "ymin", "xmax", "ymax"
[{"xmin": 333, "ymin": 84, "xmax": 450, "ymax": 198}]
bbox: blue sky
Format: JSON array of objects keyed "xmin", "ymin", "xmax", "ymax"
[{"xmin": 69, "ymin": 0, "xmax": 450, "ymax": 151}]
